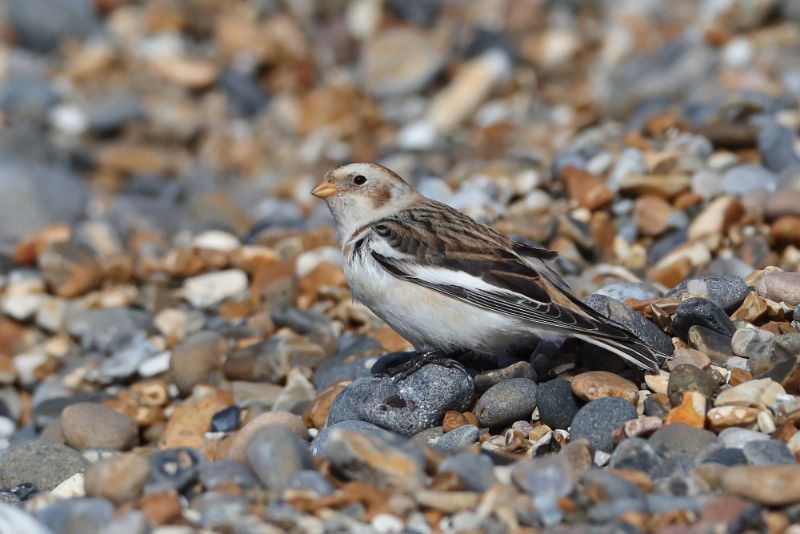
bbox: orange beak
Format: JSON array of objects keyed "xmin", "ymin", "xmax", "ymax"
[{"xmin": 311, "ymin": 181, "xmax": 338, "ymax": 199}]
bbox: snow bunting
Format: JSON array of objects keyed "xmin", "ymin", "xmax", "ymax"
[{"xmin": 312, "ymin": 162, "xmax": 667, "ymax": 371}]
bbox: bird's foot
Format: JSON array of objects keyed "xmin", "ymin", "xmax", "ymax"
[{"xmin": 371, "ymin": 349, "xmax": 467, "ymax": 381}]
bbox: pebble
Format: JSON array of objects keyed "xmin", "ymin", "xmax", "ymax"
[
  {"xmin": 0, "ymin": 439, "xmax": 87, "ymax": 490},
  {"xmin": 37, "ymin": 242, "xmax": 102, "ymax": 298},
  {"xmin": 169, "ymin": 331, "xmax": 228, "ymax": 395},
  {"xmin": 649, "ymin": 423, "xmax": 717, "ymax": 458},
  {"xmin": 324, "ymin": 428, "xmax": 425, "ymax": 492},
  {"xmin": 757, "ymin": 271, "xmax": 800, "ymax": 306},
  {"xmin": 537, "ymin": 378, "xmax": 582, "ymax": 430},
  {"xmin": 721, "ymin": 465, "xmax": 800, "ymax": 506},
  {"xmin": 721, "ymin": 165, "xmax": 779, "ymax": 196},
  {"xmin": 474, "ymin": 378, "xmax": 538, "ymax": 429},
  {"xmin": 181, "ymin": 269, "xmax": 248, "ymax": 309},
  {"xmin": 667, "ymin": 276, "xmax": 749, "ymax": 314},
  {"xmin": 742, "ymin": 439, "xmax": 796, "ymax": 466},
  {"xmin": 715, "ymin": 378, "xmax": 785, "ymax": 407},
  {"xmin": 435, "ymin": 425, "xmax": 479, "ymax": 451},
  {"xmin": 199, "ymin": 459, "xmax": 258, "ymax": 490},
  {"xmin": 84, "ymin": 453, "xmax": 151, "ymax": 504},
  {"xmin": 362, "ymin": 27, "xmax": 444, "ymax": 97},
  {"xmin": 688, "ymin": 325, "xmax": 734, "ymax": 365},
  {"xmin": 61, "ymin": 402, "xmax": 138, "ymax": 451},
  {"xmin": 718, "ymin": 427, "xmax": 770, "ymax": 449},
  {"xmin": 438, "ymin": 452, "xmax": 496, "ymax": 492},
  {"xmin": 667, "ymin": 364, "xmax": 720, "ymax": 407},
  {"xmin": 570, "ymin": 397, "xmax": 638, "ymax": 453},
  {"xmin": 327, "ymin": 362, "xmax": 473, "ymax": 436},
  {"xmin": 37, "ymin": 498, "xmax": 114, "ymax": 534},
  {"xmin": 226, "ymin": 411, "xmax": 308, "ymax": 462},
  {"xmin": 246, "ymin": 426, "xmax": 313, "ymax": 491},
  {"xmin": 672, "ymin": 298, "xmax": 735, "ymax": 340},
  {"xmin": 571, "ymin": 371, "xmax": 638, "ymax": 404},
  {"xmin": 609, "ymin": 437, "xmax": 663, "ymax": 475}
]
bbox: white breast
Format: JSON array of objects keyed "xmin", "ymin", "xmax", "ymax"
[{"xmin": 343, "ymin": 241, "xmax": 540, "ymax": 354}]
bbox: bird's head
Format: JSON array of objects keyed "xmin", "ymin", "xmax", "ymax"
[{"xmin": 312, "ymin": 163, "xmax": 418, "ymax": 240}]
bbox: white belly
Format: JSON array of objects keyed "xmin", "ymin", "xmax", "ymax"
[{"xmin": 344, "ymin": 252, "xmax": 549, "ymax": 355}]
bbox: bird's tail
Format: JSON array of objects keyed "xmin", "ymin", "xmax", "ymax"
[{"xmin": 574, "ymin": 334, "xmax": 668, "ymax": 372}]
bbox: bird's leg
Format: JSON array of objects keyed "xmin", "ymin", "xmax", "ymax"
[{"xmin": 371, "ymin": 348, "xmax": 468, "ymax": 381}]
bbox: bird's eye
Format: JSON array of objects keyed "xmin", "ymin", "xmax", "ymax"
[{"xmin": 353, "ymin": 175, "xmax": 367, "ymax": 185}]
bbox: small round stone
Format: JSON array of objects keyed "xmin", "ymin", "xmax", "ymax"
[
  {"xmin": 169, "ymin": 331, "xmax": 228, "ymax": 395},
  {"xmin": 537, "ymin": 379, "xmax": 582, "ymax": 430},
  {"xmin": 84, "ymin": 453, "xmax": 151, "ymax": 504},
  {"xmin": 246, "ymin": 426, "xmax": 313, "ymax": 491},
  {"xmin": 61, "ymin": 402, "xmax": 138, "ymax": 451},
  {"xmin": 648, "ymin": 423, "xmax": 717, "ymax": 458},
  {"xmin": 570, "ymin": 397, "xmax": 638, "ymax": 453},
  {"xmin": 743, "ymin": 439, "xmax": 796, "ymax": 466},
  {"xmin": 672, "ymin": 298, "xmax": 735, "ymax": 340},
  {"xmin": 667, "ymin": 364, "xmax": 720, "ymax": 407},
  {"xmin": 570, "ymin": 371, "xmax": 638, "ymax": 404},
  {"xmin": 435, "ymin": 425, "xmax": 479, "ymax": 452},
  {"xmin": 209, "ymin": 405, "xmax": 241, "ymax": 433},
  {"xmin": 667, "ymin": 276, "xmax": 749, "ymax": 314},
  {"xmin": 474, "ymin": 378, "xmax": 538, "ymax": 429},
  {"xmin": 226, "ymin": 411, "xmax": 308, "ymax": 462}
]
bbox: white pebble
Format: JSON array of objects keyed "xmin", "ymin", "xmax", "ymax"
[
  {"xmin": 50, "ymin": 473, "xmax": 85, "ymax": 499},
  {"xmin": 182, "ymin": 269, "xmax": 248, "ymax": 308},
  {"xmin": 192, "ymin": 230, "xmax": 240, "ymax": 251},
  {"xmin": 371, "ymin": 513, "xmax": 404, "ymax": 534}
]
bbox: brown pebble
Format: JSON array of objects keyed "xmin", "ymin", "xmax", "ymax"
[
  {"xmin": 571, "ymin": 371, "xmax": 638, "ymax": 404},
  {"xmin": 442, "ymin": 411, "xmax": 467, "ymax": 433},
  {"xmin": 84, "ymin": 453, "xmax": 151, "ymax": 504},
  {"xmin": 61, "ymin": 402, "xmax": 138, "ymax": 451}
]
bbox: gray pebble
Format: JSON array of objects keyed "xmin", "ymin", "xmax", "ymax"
[
  {"xmin": 595, "ymin": 282, "xmax": 663, "ymax": 302},
  {"xmin": 287, "ymin": 470, "xmax": 335, "ymax": 496},
  {"xmin": 438, "ymin": 452, "xmax": 496, "ymax": 492},
  {"xmin": 758, "ymin": 121, "xmax": 800, "ymax": 174},
  {"xmin": 609, "ymin": 437, "xmax": 663, "ymax": 475},
  {"xmin": 721, "ymin": 164, "xmax": 780, "ymax": 196},
  {"xmin": 742, "ymin": 439, "xmax": 796, "ymax": 465},
  {"xmin": 191, "ymin": 492, "xmax": 250, "ymax": 529},
  {"xmin": 0, "ymin": 439, "xmax": 87, "ymax": 490},
  {"xmin": 667, "ymin": 276, "xmax": 749, "ymax": 314},
  {"xmin": 672, "ymin": 298, "xmax": 735, "ymax": 340},
  {"xmin": 700, "ymin": 446, "xmax": 748, "ymax": 466},
  {"xmin": 327, "ymin": 362, "xmax": 473, "ymax": 436},
  {"xmin": 37, "ymin": 498, "xmax": 113, "ymax": 534},
  {"xmin": 435, "ymin": 425, "xmax": 479, "ymax": 451},
  {"xmin": 570, "ymin": 397, "xmax": 638, "ymax": 453},
  {"xmin": 718, "ymin": 427, "xmax": 770, "ymax": 449},
  {"xmin": 246, "ymin": 426, "xmax": 313, "ymax": 491},
  {"xmin": 199, "ymin": 459, "xmax": 258, "ymax": 490},
  {"xmin": 649, "ymin": 423, "xmax": 717, "ymax": 458},
  {"xmin": 536, "ymin": 379, "xmax": 581, "ymax": 430},
  {"xmin": 474, "ymin": 378, "xmax": 537, "ymax": 429},
  {"xmin": 688, "ymin": 325, "xmax": 734, "ymax": 365},
  {"xmin": 8, "ymin": 0, "xmax": 98, "ymax": 53}
]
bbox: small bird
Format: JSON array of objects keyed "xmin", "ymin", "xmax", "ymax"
[{"xmin": 312, "ymin": 162, "xmax": 667, "ymax": 371}]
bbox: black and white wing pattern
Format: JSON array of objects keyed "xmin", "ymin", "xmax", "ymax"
[{"xmin": 364, "ymin": 200, "xmax": 666, "ymax": 371}]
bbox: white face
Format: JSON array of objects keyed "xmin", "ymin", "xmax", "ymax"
[{"xmin": 311, "ymin": 163, "xmax": 418, "ymax": 242}]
